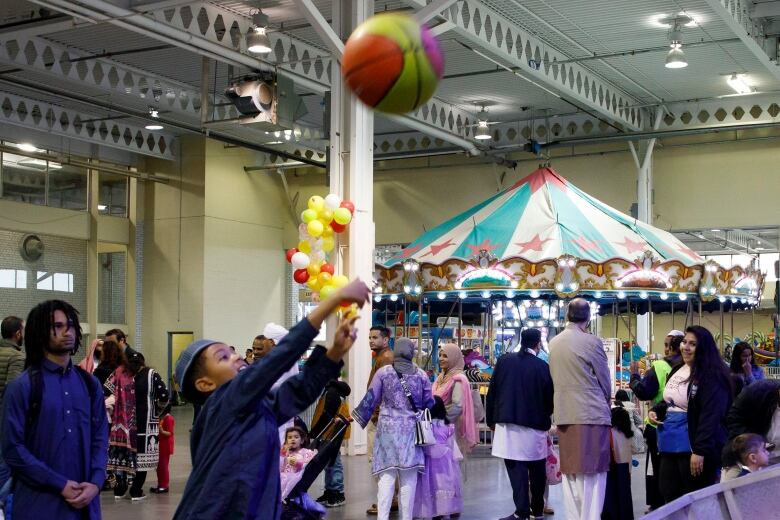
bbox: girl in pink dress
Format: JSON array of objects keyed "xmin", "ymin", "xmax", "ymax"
[
  {"xmin": 279, "ymin": 427, "xmax": 317, "ymax": 500},
  {"xmin": 413, "ymin": 396, "xmax": 464, "ymax": 519}
]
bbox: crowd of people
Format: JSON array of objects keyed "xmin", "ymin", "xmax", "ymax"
[{"xmin": 0, "ymin": 288, "xmax": 777, "ymax": 520}]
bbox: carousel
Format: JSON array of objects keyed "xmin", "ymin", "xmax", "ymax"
[{"xmin": 372, "ymin": 167, "xmax": 766, "ymax": 382}]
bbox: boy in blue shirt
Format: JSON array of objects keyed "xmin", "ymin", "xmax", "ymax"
[{"xmin": 173, "ymin": 279, "xmax": 369, "ymax": 520}]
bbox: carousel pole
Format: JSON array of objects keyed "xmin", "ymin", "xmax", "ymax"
[
  {"xmin": 698, "ymin": 298, "xmax": 703, "ymax": 325},
  {"xmin": 458, "ymin": 297, "xmax": 463, "ymax": 349},
  {"xmin": 671, "ymin": 301, "xmax": 675, "ymax": 330},
  {"xmin": 719, "ymin": 301, "xmax": 725, "ymax": 353},
  {"xmin": 501, "ymin": 300, "xmax": 505, "ymax": 356},
  {"xmin": 613, "ymin": 302, "xmax": 618, "ymax": 340},
  {"xmin": 418, "ymin": 299, "xmax": 423, "ymax": 366},
  {"xmin": 404, "ymin": 297, "xmax": 409, "ymax": 338},
  {"xmin": 730, "ymin": 303, "xmax": 734, "ymax": 348}
]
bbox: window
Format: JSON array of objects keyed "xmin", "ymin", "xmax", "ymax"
[
  {"xmin": 1, "ymin": 151, "xmax": 46, "ymax": 205},
  {"xmin": 98, "ymin": 251, "xmax": 126, "ymax": 323},
  {"xmin": 98, "ymin": 172, "xmax": 128, "ymax": 217},
  {"xmin": 0, "ymin": 269, "xmax": 26, "ymax": 289},
  {"xmin": 48, "ymin": 163, "xmax": 88, "ymax": 210},
  {"xmin": 36, "ymin": 271, "xmax": 74, "ymax": 293}
]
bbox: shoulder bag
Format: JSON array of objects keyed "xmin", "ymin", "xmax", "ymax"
[{"xmin": 395, "ymin": 370, "xmax": 435, "ymax": 446}]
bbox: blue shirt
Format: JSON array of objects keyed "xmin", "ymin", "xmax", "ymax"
[
  {"xmin": 2, "ymin": 358, "xmax": 108, "ymax": 520},
  {"xmin": 173, "ymin": 319, "xmax": 342, "ymax": 520}
]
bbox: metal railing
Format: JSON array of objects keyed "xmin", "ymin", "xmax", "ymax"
[
  {"xmin": 765, "ymin": 366, "xmax": 780, "ymax": 380},
  {"xmin": 471, "ymin": 382, "xmax": 493, "ymax": 447}
]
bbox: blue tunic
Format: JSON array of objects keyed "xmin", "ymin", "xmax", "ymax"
[
  {"xmin": 173, "ymin": 319, "xmax": 341, "ymax": 520},
  {"xmin": 2, "ymin": 358, "xmax": 108, "ymax": 520}
]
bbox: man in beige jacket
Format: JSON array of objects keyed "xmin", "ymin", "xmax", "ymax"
[{"xmin": 548, "ymin": 299, "xmax": 612, "ymax": 520}]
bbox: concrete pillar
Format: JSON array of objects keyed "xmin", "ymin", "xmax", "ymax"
[{"xmin": 330, "ymin": 0, "xmax": 375, "ymax": 456}]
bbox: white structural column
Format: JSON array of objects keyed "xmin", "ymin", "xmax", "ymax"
[
  {"xmin": 629, "ymin": 110, "xmax": 663, "ymax": 352},
  {"xmin": 329, "ymin": 0, "xmax": 375, "ymax": 456}
]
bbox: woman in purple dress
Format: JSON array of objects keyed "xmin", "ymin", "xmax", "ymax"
[
  {"xmin": 353, "ymin": 338, "xmax": 434, "ymax": 520},
  {"xmin": 413, "ymin": 396, "xmax": 463, "ymax": 519}
]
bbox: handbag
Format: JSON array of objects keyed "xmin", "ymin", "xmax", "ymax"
[
  {"xmin": 395, "ymin": 370, "xmax": 436, "ymax": 446},
  {"xmin": 657, "ymin": 411, "xmax": 691, "ymax": 453},
  {"xmin": 545, "ymin": 434, "xmax": 562, "ymax": 485}
]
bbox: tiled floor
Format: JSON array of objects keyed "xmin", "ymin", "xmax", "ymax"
[{"xmin": 102, "ymin": 407, "xmax": 649, "ymax": 519}]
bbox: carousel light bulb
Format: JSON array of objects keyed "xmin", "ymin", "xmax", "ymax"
[
  {"xmin": 459, "ymin": 291, "xmax": 467, "ymax": 299},
  {"xmin": 437, "ymin": 292, "xmax": 446, "ymax": 300},
  {"xmin": 640, "ymin": 291, "xmax": 648, "ymax": 299},
  {"xmin": 660, "ymin": 293, "xmax": 669, "ymax": 300},
  {"xmin": 526, "ymin": 320, "xmax": 534, "ymax": 327},
  {"xmin": 403, "ymin": 263, "xmax": 411, "ymax": 272},
  {"xmin": 454, "ymin": 281, "xmax": 462, "ymax": 289},
  {"xmin": 741, "ymin": 298, "xmax": 747, "ymax": 304},
  {"xmin": 679, "ymin": 294, "xmax": 687, "ymax": 301},
  {"xmin": 718, "ymin": 296, "xmax": 726, "ymax": 303},
  {"xmin": 536, "ymin": 320, "xmax": 545, "ymax": 327},
  {"xmin": 412, "ymin": 263, "xmax": 419, "ymax": 271},
  {"xmin": 595, "ymin": 291, "xmax": 603, "ymax": 299},
  {"xmin": 403, "ymin": 285, "xmax": 411, "ymax": 293},
  {"xmin": 374, "ymin": 295, "xmax": 382, "ymax": 303},
  {"xmin": 481, "ymin": 290, "xmax": 491, "ymax": 299},
  {"xmin": 617, "ymin": 291, "xmax": 626, "ymax": 299},
  {"xmin": 414, "ymin": 286, "xmax": 422, "ymax": 294},
  {"xmin": 731, "ymin": 297, "xmax": 737, "ymax": 303},
  {"xmin": 568, "ymin": 259, "xmax": 576, "ymax": 267},
  {"xmin": 569, "ymin": 283, "xmax": 578, "ymax": 291},
  {"xmin": 510, "ymin": 280, "xmax": 519, "ymax": 288},
  {"xmin": 530, "ymin": 290, "xmax": 540, "ymax": 298},
  {"xmin": 555, "ymin": 283, "xmax": 564, "ymax": 291},
  {"xmin": 390, "ymin": 294, "xmax": 399, "ymax": 302}
]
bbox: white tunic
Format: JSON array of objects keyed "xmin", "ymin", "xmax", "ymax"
[{"xmin": 491, "ymin": 423, "xmax": 547, "ymax": 461}]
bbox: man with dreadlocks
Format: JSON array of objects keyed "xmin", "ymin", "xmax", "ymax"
[{"xmin": 2, "ymin": 300, "xmax": 108, "ymax": 520}]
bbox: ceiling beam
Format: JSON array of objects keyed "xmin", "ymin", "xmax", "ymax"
[
  {"xmin": 0, "ymin": 90, "xmax": 176, "ymax": 159},
  {"xmin": 704, "ymin": 0, "xmax": 780, "ymax": 81},
  {"xmin": 414, "ymin": 0, "xmax": 459, "ymax": 24},
  {"xmin": 403, "ymin": 0, "xmax": 644, "ymax": 130},
  {"xmin": 751, "ymin": 1, "xmax": 780, "ymax": 18},
  {"xmin": 290, "ymin": 0, "xmax": 344, "ymax": 57}
]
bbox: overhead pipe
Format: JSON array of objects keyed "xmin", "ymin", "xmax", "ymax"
[{"xmin": 383, "ymin": 113, "xmax": 481, "ymax": 156}]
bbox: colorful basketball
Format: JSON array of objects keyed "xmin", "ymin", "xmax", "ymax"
[{"xmin": 342, "ymin": 13, "xmax": 444, "ymax": 114}]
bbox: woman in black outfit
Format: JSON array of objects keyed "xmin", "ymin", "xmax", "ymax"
[
  {"xmin": 93, "ymin": 340, "xmax": 126, "ymax": 389},
  {"xmin": 650, "ymin": 325, "xmax": 733, "ymax": 503}
]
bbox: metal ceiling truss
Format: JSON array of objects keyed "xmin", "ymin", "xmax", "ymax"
[
  {"xmin": 405, "ymin": 0, "xmax": 645, "ymax": 131},
  {"xmin": 704, "ymin": 0, "xmax": 780, "ymax": 81},
  {"xmin": 654, "ymin": 95, "xmax": 780, "ymax": 131},
  {"xmin": 0, "ymin": 91, "xmax": 175, "ymax": 159}
]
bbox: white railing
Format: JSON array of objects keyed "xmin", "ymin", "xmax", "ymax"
[
  {"xmin": 764, "ymin": 366, "xmax": 780, "ymax": 380},
  {"xmin": 471, "ymin": 382, "xmax": 493, "ymax": 447}
]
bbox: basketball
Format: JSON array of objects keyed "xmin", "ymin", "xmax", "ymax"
[{"xmin": 342, "ymin": 13, "xmax": 444, "ymax": 114}]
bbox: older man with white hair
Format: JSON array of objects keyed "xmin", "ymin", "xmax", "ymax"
[{"xmin": 548, "ymin": 298, "xmax": 611, "ymax": 520}]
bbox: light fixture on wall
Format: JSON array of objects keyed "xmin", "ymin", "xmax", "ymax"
[
  {"xmin": 727, "ymin": 73, "xmax": 752, "ymax": 94},
  {"xmin": 247, "ymin": 11, "xmax": 271, "ymax": 54},
  {"xmin": 144, "ymin": 107, "xmax": 164, "ymax": 130},
  {"xmin": 16, "ymin": 142, "xmax": 39, "ymax": 153},
  {"xmin": 664, "ymin": 18, "xmax": 688, "ymax": 69}
]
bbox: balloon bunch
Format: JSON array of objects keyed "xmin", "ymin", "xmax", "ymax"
[{"xmin": 286, "ymin": 194, "xmax": 355, "ymax": 302}]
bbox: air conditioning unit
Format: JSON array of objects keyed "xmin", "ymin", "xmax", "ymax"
[{"xmin": 224, "ymin": 74, "xmax": 308, "ymax": 131}]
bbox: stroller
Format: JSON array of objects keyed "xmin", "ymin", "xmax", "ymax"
[{"xmin": 282, "ymin": 414, "xmax": 351, "ymax": 520}]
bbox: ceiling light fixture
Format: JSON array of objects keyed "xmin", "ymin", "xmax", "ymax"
[
  {"xmin": 145, "ymin": 107, "xmax": 164, "ymax": 130},
  {"xmin": 16, "ymin": 142, "xmax": 39, "ymax": 153},
  {"xmin": 474, "ymin": 106, "xmax": 492, "ymax": 140},
  {"xmin": 665, "ymin": 19, "xmax": 688, "ymax": 69},
  {"xmin": 247, "ymin": 11, "xmax": 271, "ymax": 54},
  {"xmin": 727, "ymin": 73, "xmax": 752, "ymax": 95}
]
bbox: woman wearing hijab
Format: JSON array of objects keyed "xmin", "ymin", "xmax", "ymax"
[
  {"xmin": 353, "ymin": 338, "xmax": 434, "ymax": 520},
  {"xmin": 434, "ymin": 343, "xmax": 478, "ymax": 455}
]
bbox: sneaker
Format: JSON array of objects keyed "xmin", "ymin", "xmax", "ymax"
[
  {"xmin": 149, "ymin": 487, "xmax": 169, "ymax": 494},
  {"xmin": 130, "ymin": 493, "xmax": 147, "ymax": 501},
  {"xmin": 325, "ymin": 492, "xmax": 345, "ymax": 508},
  {"xmin": 366, "ymin": 504, "xmax": 378, "ymax": 515},
  {"xmin": 316, "ymin": 490, "xmax": 332, "ymax": 503}
]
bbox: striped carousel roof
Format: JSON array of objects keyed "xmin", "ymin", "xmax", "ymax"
[{"xmin": 385, "ymin": 167, "xmax": 703, "ymax": 267}]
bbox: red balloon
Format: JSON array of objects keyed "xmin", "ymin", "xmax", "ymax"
[
  {"xmin": 321, "ymin": 263, "xmax": 335, "ymax": 275},
  {"xmin": 285, "ymin": 248, "xmax": 298, "ymax": 263},
  {"xmin": 293, "ymin": 268, "xmax": 309, "ymax": 284},
  {"xmin": 340, "ymin": 200, "xmax": 355, "ymax": 214},
  {"xmin": 330, "ymin": 221, "xmax": 347, "ymax": 233}
]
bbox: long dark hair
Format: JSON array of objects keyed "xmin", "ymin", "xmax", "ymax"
[
  {"xmin": 101, "ymin": 340, "xmax": 126, "ymax": 372},
  {"xmin": 729, "ymin": 342, "xmax": 753, "ymax": 374},
  {"xmin": 685, "ymin": 325, "xmax": 731, "ymax": 389},
  {"xmin": 123, "ymin": 351, "xmax": 146, "ymax": 377},
  {"xmin": 24, "ymin": 300, "xmax": 82, "ymax": 368},
  {"xmin": 611, "ymin": 406, "xmax": 634, "ymax": 438}
]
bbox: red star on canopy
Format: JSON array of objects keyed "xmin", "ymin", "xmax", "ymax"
[
  {"xmin": 571, "ymin": 236, "xmax": 602, "ymax": 253},
  {"xmin": 395, "ymin": 244, "xmax": 422, "ymax": 259},
  {"xmin": 466, "ymin": 239, "xmax": 501, "ymax": 257},
  {"xmin": 617, "ymin": 237, "xmax": 646, "ymax": 255},
  {"xmin": 515, "ymin": 234, "xmax": 552, "ymax": 255},
  {"xmin": 422, "ymin": 238, "xmax": 456, "ymax": 258}
]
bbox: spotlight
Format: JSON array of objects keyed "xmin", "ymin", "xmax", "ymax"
[
  {"xmin": 475, "ymin": 121, "xmax": 491, "ymax": 140},
  {"xmin": 246, "ymin": 11, "xmax": 271, "ymax": 55},
  {"xmin": 665, "ymin": 19, "xmax": 688, "ymax": 69},
  {"xmin": 145, "ymin": 107, "xmax": 163, "ymax": 130}
]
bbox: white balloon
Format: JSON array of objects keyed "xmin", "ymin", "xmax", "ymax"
[
  {"xmin": 291, "ymin": 252, "xmax": 310, "ymax": 269},
  {"xmin": 325, "ymin": 193, "xmax": 342, "ymax": 211}
]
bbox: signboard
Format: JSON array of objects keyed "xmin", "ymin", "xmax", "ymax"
[{"xmin": 602, "ymin": 338, "xmax": 619, "ymax": 396}]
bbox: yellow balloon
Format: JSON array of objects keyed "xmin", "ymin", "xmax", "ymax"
[
  {"xmin": 322, "ymin": 226, "xmax": 334, "ymax": 238},
  {"xmin": 308, "ymin": 195, "xmax": 325, "ymax": 213},
  {"xmin": 318, "ymin": 272, "xmax": 333, "ymax": 286},
  {"xmin": 307, "ymin": 220, "xmax": 324, "ymax": 237},
  {"xmin": 333, "ymin": 207, "xmax": 352, "ymax": 225},
  {"xmin": 322, "ymin": 237, "xmax": 335, "ymax": 252},
  {"xmin": 306, "ymin": 277, "xmax": 320, "ymax": 291},
  {"xmin": 319, "ymin": 210, "xmax": 333, "ymax": 222},
  {"xmin": 307, "ymin": 263, "xmax": 321, "ymax": 277},
  {"xmin": 319, "ymin": 284, "xmax": 336, "ymax": 300},
  {"xmin": 297, "ymin": 240, "xmax": 311, "ymax": 254},
  {"xmin": 301, "ymin": 209, "xmax": 317, "ymax": 223},
  {"xmin": 331, "ymin": 274, "xmax": 349, "ymax": 289}
]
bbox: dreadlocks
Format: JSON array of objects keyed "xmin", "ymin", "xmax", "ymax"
[{"xmin": 25, "ymin": 300, "xmax": 82, "ymax": 368}]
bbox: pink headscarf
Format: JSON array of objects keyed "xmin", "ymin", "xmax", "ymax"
[
  {"xmin": 434, "ymin": 343, "xmax": 478, "ymax": 452},
  {"xmin": 78, "ymin": 339, "xmax": 101, "ymax": 373}
]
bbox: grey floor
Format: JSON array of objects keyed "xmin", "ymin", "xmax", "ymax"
[{"xmin": 102, "ymin": 407, "xmax": 649, "ymax": 519}]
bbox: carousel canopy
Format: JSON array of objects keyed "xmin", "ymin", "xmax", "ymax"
[
  {"xmin": 384, "ymin": 167, "xmax": 702, "ymax": 267},
  {"xmin": 376, "ymin": 167, "xmax": 763, "ymax": 303}
]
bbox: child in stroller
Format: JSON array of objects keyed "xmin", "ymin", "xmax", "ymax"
[{"xmin": 282, "ymin": 415, "xmax": 351, "ymax": 520}]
